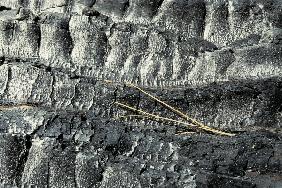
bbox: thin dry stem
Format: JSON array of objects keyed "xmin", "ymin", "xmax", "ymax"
[
  {"xmin": 176, "ymin": 131, "xmax": 196, "ymax": 135},
  {"xmin": 124, "ymin": 83, "xmax": 235, "ymax": 136},
  {"xmin": 114, "ymin": 112, "xmax": 197, "ymax": 130},
  {"xmin": 105, "ymin": 80, "xmax": 235, "ymax": 136}
]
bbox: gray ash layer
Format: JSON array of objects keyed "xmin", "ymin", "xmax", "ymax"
[{"xmin": 0, "ymin": 0, "xmax": 281, "ymax": 187}]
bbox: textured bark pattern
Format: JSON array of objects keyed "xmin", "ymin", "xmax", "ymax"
[{"xmin": 0, "ymin": 0, "xmax": 281, "ymax": 187}]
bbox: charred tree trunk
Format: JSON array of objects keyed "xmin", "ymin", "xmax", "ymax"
[{"xmin": 0, "ymin": 0, "xmax": 281, "ymax": 187}]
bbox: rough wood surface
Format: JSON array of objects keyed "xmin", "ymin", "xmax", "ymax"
[{"xmin": 0, "ymin": 0, "xmax": 281, "ymax": 187}]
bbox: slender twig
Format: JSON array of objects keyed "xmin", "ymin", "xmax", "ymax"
[
  {"xmin": 176, "ymin": 131, "xmax": 196, "ymax": 135},
  {"xmin": 114, "ymin": 111, "xmax": 197, "ymax": 131},
  {"xmin": 124, "ymin": 83, "xmax": 235, "ymax": 136},
  {"xmin": 115, "ymin": 102, "xmax": 234, "ymax": 136},
  {"xmin": 105, "ymin": 80, "xmax": 235, "ymax": 136}
]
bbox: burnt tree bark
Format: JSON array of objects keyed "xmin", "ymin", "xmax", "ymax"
[{"xmin": 0, "ymin": 0, "xmax": 281, "ymax": 187}]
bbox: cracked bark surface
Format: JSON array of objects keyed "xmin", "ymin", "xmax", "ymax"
[{"xmin": 0, "ymin": 0, "xmax": 281, "ymax": 187}]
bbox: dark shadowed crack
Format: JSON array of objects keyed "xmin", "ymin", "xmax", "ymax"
[
  {"xmin": 13, "ymin": 135, "xmax": 32, "ymax": 187},
  {"xmin": 0, "ymin": 6, "xmax": 11, "ymax": 11},
  {"xmin": 1, "ymin": 66, "xmax": 11, "ymax": 99}
]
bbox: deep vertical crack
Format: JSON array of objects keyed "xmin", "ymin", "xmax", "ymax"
[
  {"xmin": 47, "ymin": 161, "xmax": 50, "ymax": 188},
  {"xmin": 0, "ymin": 56, "xmax": 4, "ymax": 66},
  {"xmin": 66, "ymin": 15, "xmax": 74, "ymax": 68},
  {"xmin": 201, "ymin": 1, "xmax": 207, "ymax": 38},
  {"xmin": 2, "ymin": 66, "xmax": 12, "ymax": 99},
  {"xmin": 156, "ymin": 0, "xmax": 165, "ymax": 10},
  {"xmin": 123, "ymin": 0, "xmax": 130, "ymax": 15},
  {"xmin": 152, "ymin": 0, "xmax": 165, "ymax": 17},
  {"xmin": 49, "ymin": 74, "xmax": 55, "ymax": 106},
  {"xmin": 34, "ymin": 16, "xmax": 41, "ymax": 56},
  {"xmin": 13, "ymin": 135, "xmax": 32, "ymax": 187}
]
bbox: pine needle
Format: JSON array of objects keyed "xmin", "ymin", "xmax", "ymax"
[
  {"xmin": 124, "ymin": 83, "xmax": 235, "ymax": 137},
  {"xmin": 114, "ymin": 105, "xmax": 197, "ymax": 130},
  {"xmin": 104, "ymin": 80, "xmax": 235, "ymax": 137},
  {"xmin": 176, "ymin": 131, "xmax": 196, "ymax": 135}
]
